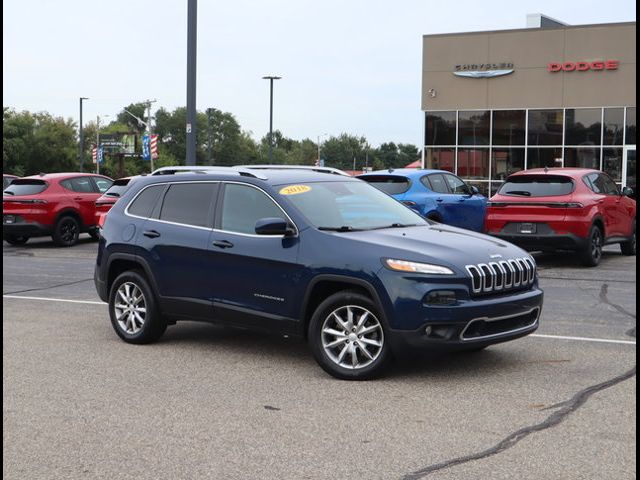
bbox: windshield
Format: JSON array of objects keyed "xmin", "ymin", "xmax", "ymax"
[
  {"xmin": 359, "ymin": 175, "xmax": 411, "ymax": 195},
  {"xmin": 279, "ymin": 181, "xmax": 427, "ymax": 231},
  {"xmin": 4, "ymin": 179, "xmax": 48, "ymax": 196},
  {"xmin": 498, "ymin": 175, "xmax": 574, "ymax": 197}
]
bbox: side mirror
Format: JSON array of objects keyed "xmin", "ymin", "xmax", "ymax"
[
  {"xmin": 255, "ymin": 217, "xmax": 295, "ymax": 236},
  {"xmin": 622, "ymin": 186, "xmax": 635, "ymax": 198},
  {"xmin": 469, "ymin": 186, "xmax": 480, "ymax": 196}
]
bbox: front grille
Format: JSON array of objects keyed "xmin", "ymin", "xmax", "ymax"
[{"xmin": 465, "ymin": 257, "xmax": 536, "ymax": 296}]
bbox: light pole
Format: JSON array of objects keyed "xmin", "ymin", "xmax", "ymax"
[
  {"xmin": 79, "ymin": 97, "xmax": 89, "ymax": 172},
  {"xmin": 96, "ymin": 115, "xmax": 109, "ymax": 174},
  {"xmin": 262, "ymin": 75, "xmax": 282, "ymax": 163},
  {"xmin": 317, "ymin": 133, "xmax": 328, "ymax": 166},
  {"xmin": 186, "ymin": 0, "xmax": 198, "ymax": 166}
]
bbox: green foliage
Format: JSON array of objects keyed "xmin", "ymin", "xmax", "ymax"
[
  {"xmin": 3, "ymin": 108, "xmax": 78, "ymax": 176},
  {"xmin": 3, "ymin": 103, "xmax": 421, "ymax": 178}
]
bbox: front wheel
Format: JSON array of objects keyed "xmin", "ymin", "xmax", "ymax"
[
  {"xmin": 620, "ymin": 220, "xmax": 636, "ymax": 256},
  {"xmin": 308, "ymin": 291, "xmax": 391, "ymax": 380},
  {"xmin": 108, "ymin": 271, "xmax": 167, "ymax": 344},
  {"xmin": 580, "ymin": 224, "xmax": 603, "ymax": 267},
  {"xmin": 4, "ymin": 235, "xmax": 29, "ymax": 245}
]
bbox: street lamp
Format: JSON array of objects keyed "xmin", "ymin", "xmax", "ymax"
[
  {"xmin": 317, "ymin": 133, "xmax": 328, "ymax": 166},
  {"xmin": 122, "ymin": 109, "xmax": 156, "ymax": 172},
  {"xmin": 95, "ymin": 115, "xmax": 109, "ymax": 174},
  {"xmin": 79, "ymin": 97, "xmax": 89, "ymax": 172},
  {"xmin": 262, "ymin": 75, "xmax": 282, "ymax": 163}
]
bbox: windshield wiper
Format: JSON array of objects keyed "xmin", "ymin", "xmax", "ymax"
[
  {"xmin": 318, "ymin": 226, "xmax": 362, "ymax": 232},
  {"xmin": 371, "ymin": 223, "xmax": 420, "ymax": 230},
  {"xmin": 504, "ymin": 190, "xmax": 532, "ymax": 196}
]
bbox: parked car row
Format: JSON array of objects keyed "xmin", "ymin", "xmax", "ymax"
[{"xmin": 359, "ymin": 167, "xmax": 636, "ymax": 267}]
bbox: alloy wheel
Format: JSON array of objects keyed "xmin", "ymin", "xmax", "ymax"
[
  {"xmin": 591, "ymin": 228, "xmax": 603, "ymax": 263},
  {"xmin": 321, "ymin": 305, "xmax": 384, "ymax": 370},
  {"xmin": 114, "ymin": 282, "xmax": 147, "ymax": 334}
]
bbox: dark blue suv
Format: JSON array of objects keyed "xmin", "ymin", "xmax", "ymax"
[{"xmin": 94, "ymin": 168, "xmax": 543, "ymax": 380}]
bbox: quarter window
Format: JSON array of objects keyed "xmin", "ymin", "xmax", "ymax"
[
  {"xmin": 220, "ymin": 184, "xmax": 285, "ymax": 235},
  {"xmin": 128, "ymin": 185, "xmax": 165, "ymax": 218},
  {"xmin": 93, "ymin": 177, "xmax": 113, "ymax": 193},
  {"xmin": 159, "ymin": 183, "xmax": 217, "ymax": 227}
]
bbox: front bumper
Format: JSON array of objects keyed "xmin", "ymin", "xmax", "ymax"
[{"xmin": 387, "ymin": 287, "xmax": 543, "ymax": 352}]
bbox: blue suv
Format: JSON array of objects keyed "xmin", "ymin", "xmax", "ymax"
[
  {"xmin": 94, "ymin": 168, "xmax": 542, "ymax": 380},
  {"xmin": 358, "ymin": 169, "xmax": 487, "ymax": 232}
]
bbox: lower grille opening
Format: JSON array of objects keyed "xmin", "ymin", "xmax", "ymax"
[{"xmin": 461, "ymin": 308, "xmax": 539, "ymax": 341}]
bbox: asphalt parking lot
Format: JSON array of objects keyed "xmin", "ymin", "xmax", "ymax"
[{"xmin": 3, "ymin": 235, "xmax": 636, "ymax": 480}]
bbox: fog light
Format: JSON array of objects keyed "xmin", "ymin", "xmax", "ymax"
[{"xmin": 425, "ymin": 290, "xmax": 457, "ymax": 305}]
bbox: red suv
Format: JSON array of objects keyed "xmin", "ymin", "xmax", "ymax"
[
  {"xmin": 94, "ymin": 176, "xmax": 140, "ymax": 227},
  {"xmin": 3, "ymin": 173, "xmax": 113, "ymax": 246},
  {"xmin": 485, "ymin": 168, "xmax": 636, "ymax": 266}
]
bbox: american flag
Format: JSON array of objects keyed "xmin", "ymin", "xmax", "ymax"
[{"xmin": 92, "ymin": 147, "xmax": 98, "ymax": 164}]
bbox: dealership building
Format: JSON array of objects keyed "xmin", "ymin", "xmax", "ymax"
[{"xmin": 421, "ymin": 15, "xmax": 636, "ymax": 196}]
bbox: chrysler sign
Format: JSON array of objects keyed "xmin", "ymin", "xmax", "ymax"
[
  {"xmin": 548, "ymin": 60, "xmax": 619, "ymax": 72},
  {"xmin": 453, "ymin": 62, "xmax": 514, "ymax": 78}
]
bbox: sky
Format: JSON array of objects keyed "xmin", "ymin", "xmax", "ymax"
[{"xmin": 3, "ymin": 0, "xmax": 636, "ymax": 148}]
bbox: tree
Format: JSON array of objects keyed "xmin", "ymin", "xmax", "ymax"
[{"xmin": 3, "ymin": 108, "xmax": 77, "ymax": 176}]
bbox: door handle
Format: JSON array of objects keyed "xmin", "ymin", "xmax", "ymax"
[
  {"xmin": 143, "ymin": 230, "xmax": 161, "ymax": 238},
  {"xmin": 74, "ymin": 197, "xmax": 83, "ymax": 201},
  {"xmin": 436, "ymin": 198, "xmax": 444, "ymax": 203},
  {"xmin": 213, "ymin": 240, "xmax": 234, "ymax": 249}
]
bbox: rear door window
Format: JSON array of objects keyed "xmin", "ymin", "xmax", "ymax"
[
  {"xmin": 358, "ymin": 176, "xmax": 411, "ymax": 195},
  {"xmin": 3, "ymin": 180, "xmax": 48, "ymax": 196},
  {"xmin": 159, "ymin": 183, "xmax": 218, "ymax": 228},
  {"xmin": 423, "ymin": 174, "xmax": 449, "ymax": 194},
  {"xmin": 61, "ymin": 177, "xmax": 96, "ymax": 193},
  {"xmin": 498, "ymin": 175, "xmax": 574, "ymax": 197}
]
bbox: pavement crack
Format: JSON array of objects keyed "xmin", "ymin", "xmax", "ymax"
[
  {"xmin": 3, "ymin": 278, "xmax": 93, "ymax": 295},
  {"xmin": 401, "ymin": 366, "xmax": 636, "ymax": 480},
  {"xmin": 599, "ymin": 283, "xmax": 636, "ymax": 320}
]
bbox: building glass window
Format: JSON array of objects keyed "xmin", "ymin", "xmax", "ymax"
[
  {"xmin": 457, "ymin": 148, "xmax": 489, "ymax": 180},
  {"xmin": 564, "ymin": 148, "xmax": 601, "ymax": 170},
  {"xmin": 492, "ymin": 110, "xmax": 526, "ymax": 146},
  {"xmin": 425, "ymin": 111, "xmax": 456, "ymax": 146},
  {"xmin": 492, "ymin": 148, "xmax": 525, "ymax": 183},
  {"xmin": 528, "ymin": 110, "xmax": 563, "ymax": 146},
  {"xmin": 602, "ymin": 148, "xmax": 623, "ymax": 182},
  {"xmin": 458, "ymin": 111, "xmax": 490, "ymax": 146},
  {"xmin": 626, "ymin": 107, "xmax": 636, "ymax": 145},
  {"xmin": 424, "ymin": 148, "xmax": 455, "ymax": 172},
  {"xmin": 565, "ymin": 108, "xmax": 602, "ymax": 146},
  {"xmin": 603, "ymin": 108, "xmax": 624, "ymax": 145},
  {"xmin": 527, "ymin": 147, "xmax": 562, "ymax": 169}
]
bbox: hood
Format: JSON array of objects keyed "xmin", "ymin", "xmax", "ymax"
[{"xmin": 340, "ymin": 224, "xmax": 529, "ymax": 273}]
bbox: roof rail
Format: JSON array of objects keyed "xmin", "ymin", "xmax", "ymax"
[
  {"xmin": 236, "ymin": 165, "xmax": 350, "ymax": 176},
  {"xmin": 150, "ymin": 165, "xmax": 266, "ymax": 180}
]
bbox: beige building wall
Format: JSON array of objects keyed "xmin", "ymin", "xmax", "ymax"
[{"xmin": 422, "ymin": 22, "xmax": 636, "ymax": 111}]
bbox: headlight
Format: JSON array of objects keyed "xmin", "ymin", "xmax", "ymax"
[{"xmin": 384, "ymin": 259, "xmax": 454, "ymax": 275}]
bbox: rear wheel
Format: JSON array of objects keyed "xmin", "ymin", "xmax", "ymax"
[
  {"xmin": 580, "ymin": 224, "xmax": 603, "ymax": 267},
  {"xmin": 52, "ymin": 216, "xmax": 80, "ymax": 247},
  {"xmin": 108, "ymin": 270, "xmax": 167, "ymax": 344},
  {"xmin": 309, "ymin": 291, "xmax": 391, "ymax": 380},
  {"xmin": 4, "ymin": 235, "xmax": 29, "ymax": 245},
  {"xmin": 620, "ymin": 220, "xmax": 636, "ymax": 256}
]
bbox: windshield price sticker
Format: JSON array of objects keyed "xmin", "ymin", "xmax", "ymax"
[{"xmin": 279, "ymin": 185, "xmax": 312, "ymax": 196}]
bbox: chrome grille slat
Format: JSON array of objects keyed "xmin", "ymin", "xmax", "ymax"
[{"xmin": 465, "ymin": 257, "xmax": 536, "ymax": 296}]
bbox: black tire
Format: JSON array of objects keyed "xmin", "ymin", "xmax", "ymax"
[
  {"xmin": 620, "ymin": 220, "xmax": 636, "ymax": 256},
  {"xmin": 4, "ymin": 235, "xmax": 29, "ymax": 245},
  {"xmin": 88, "ymin": 228, "xmax": 100, "ymax": 241},
  {"xmin": 580, "ymin": 224, "xmax": 604, "ymax": 267},
  {"xmin": 52, "ymin": 216, "xmax": 80, "ymax": 247},
  {"xmin": 308, "ymin": 291, "xmax": 391, "ymax": 380},
  {"xmin": 108, "ymin": 270, "xmax": 167, "ymax": 344}
]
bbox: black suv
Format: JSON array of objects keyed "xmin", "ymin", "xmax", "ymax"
[{"xmin": 95, "ymin": 168, "xmax": 543, "ymax": 379}]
